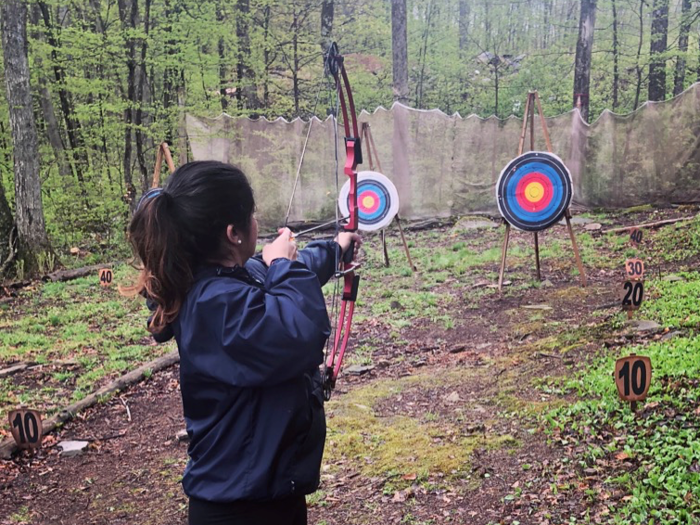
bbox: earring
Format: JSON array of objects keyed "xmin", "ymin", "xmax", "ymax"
[{"xmin": 237, "ymin": 240, "xmax": 242, "ymax": 245}]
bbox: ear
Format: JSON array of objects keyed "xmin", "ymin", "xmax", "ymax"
[{"xmin": 225, "ymin": 225, "xmax": 239, "ymax": 245}]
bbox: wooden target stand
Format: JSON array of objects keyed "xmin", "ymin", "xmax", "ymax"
[
  {"xmin": 360, "ymin": 123, "xmax": 417, "ymax": 272},
  {"xmin": 497, "ymin": 91, "xmax": 587, "ymax": 292},
  {"xmin": 152, "ymin": 141, "xmax": 176, "ymax": 189}
]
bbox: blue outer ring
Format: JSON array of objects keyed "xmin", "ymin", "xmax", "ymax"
[
  {"xmin": 351, "ymin": 181, "xmax": 391, "ymax": 225},
  {"xmin": 496, "ymin": 152, "xmax": 572, "ymax": 232},
  {"xmin": 505, "ymin": 161, "xmax": 564, "ymax": 222}
]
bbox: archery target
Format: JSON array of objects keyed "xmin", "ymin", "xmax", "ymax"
[
  {"xmin": 496, "ymin": 151, "xmax": 573, "ymax": 232},
  {"xmin": 339, "ymin": 171, "xmax": 400, "ymax": 231}
]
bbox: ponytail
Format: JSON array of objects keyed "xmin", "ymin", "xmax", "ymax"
[{"xmin": 122, "ymin": 161, "xmax": 256, "ymax": 334}]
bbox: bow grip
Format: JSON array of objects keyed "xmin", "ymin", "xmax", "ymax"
[{"xmin": 342, "ymin": 240, "xmax": 355, "ymax": 265}]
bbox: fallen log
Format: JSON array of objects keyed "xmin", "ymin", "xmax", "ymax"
[
  {"xmin": 0, "ymin": 350, "xmax": 180, "ymax": 459},
  {"xmin": 0, "ymin": 359, "xmax": 80, "ymax": 379},
  {"xmin": 44, "ymin": 264, "xmax": 107, "ymax": 283},
  {"xmin": 2, "ymin": 262, "xmax": 121, "ymax": 293},
  {"xmin": 604, "ymin": 216, "xmax": 696, "ymax": 234}
]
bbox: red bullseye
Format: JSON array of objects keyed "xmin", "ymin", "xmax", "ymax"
[
  {"xmin": 515, "ymin": 172, "xmax": 553, "ymax": 212},
  {"xmin": 358, "ymin": 190, "xmax": 381, "ymax": 214}
]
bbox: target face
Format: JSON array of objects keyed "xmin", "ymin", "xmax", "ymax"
[
  {"xmin": 496, "ymin": 151, "xmax": 573, "ymax": 232},
  {"xmin": 339, "ymin": 171, "xmax": 400, "ymax": 231}
]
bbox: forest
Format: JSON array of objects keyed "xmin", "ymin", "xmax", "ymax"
[
  {"xmin": 1, "ymin": 0, "xmax": 700, "ymax": 278},
  {"xmin": 5, "ymin": 3, "xmax": 700, "ymax": 524}
]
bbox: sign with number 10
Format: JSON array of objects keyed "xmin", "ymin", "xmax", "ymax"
[
  {"xmin": 614, "ymin": 355, "xmax": 651, "ymax": 402},
  {"xmin": 8, "ymin": 409, "xmax": 43, "ymax": 450}
]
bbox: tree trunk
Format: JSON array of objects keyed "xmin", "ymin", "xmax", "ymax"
[
  {"xmin": 36, "ymin": 1, "xmax": 89, "ymax": 191},
  {"xmin": 573, "ymin": 0, "xmax": 597, "ymax": 122},
  {"xmin": 391, "ymin": 0, "xmax": 409, "ymax": 104},
  {"xmin": 134, "ymin": 0, "xmax": 151, "ymax": 192},
  {"xmin": 321, "ymin": 0, "xmax": 334, "ymax": 51},
  {"xmin": 673, "ymin": 0, "xmax": 692, "ymax": 96},
  {"xmin": 633, "ymin": 0, "xmax": 645, "ymax": 110},
  {"xmin": 1, "ymin": 0, "xmax": 53, "ymax": 275},
  {"xmin": 236, "ymin": 0, "xmax": 259, "ymax": 111},
  {"xmin": 0, "ymin": 174, "xmax": 14, "ymax": 277},
  {"xmin": 118, "ymin": 0, "xmax": 139, "ymax": 210},
  {"xmin": 415, "ymin": 0, "xmax": 434, "ymax": 109},
  {"xmin": 292, "ymin": 10, "xmax": 300, "ymax": 116},
  {"xmin": 216, "ymin": 6, "xmax": 228, "ymax": 112},
  {"xmin": 162, "ymin": 0, "xmax": 181, "ymax": 146},
  {"xmin": 177, "ymin": 76, "xmax": 188, "ymax": 166},
  {"xmin": 262, "ymin": 5, "xmax": 271, "ymax": 111},
  {"xmin": 458, "ymin": 0, "xmax": 469, "ymax": 54},
  {"xmin": 30, "ymin": 6, "xmax": 73, "ymax": 183},
  {"xmin": 648, "ymin": 0, "xmax": 669, "ymax": 102},
  {"xmin": 611, "ymin": 0, "xmax": 619, "ymax": 111}
]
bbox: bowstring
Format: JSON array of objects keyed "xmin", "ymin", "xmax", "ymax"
[
  {"xmin": 284, "ymin": 87, "xmax": 324, "ymax": 228},
  {"xmin": 324, "ymin": 72, "xmax": 343, "ymax": 382}
]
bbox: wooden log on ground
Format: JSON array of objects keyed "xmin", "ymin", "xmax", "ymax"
[
  {"xmin": 0, "ymin": 359, "xmax": 80, "ymax": 379},
  {"xmin": 604, "ymin": 216, "xmax": 696, "ymax": 234},
  {"xmin": 44, "ymin": 264, "xmax": 106, "ymax": 283},
  {"xmin": 0, "ymin": 350, "xmax": 180, "ymax": 459}
]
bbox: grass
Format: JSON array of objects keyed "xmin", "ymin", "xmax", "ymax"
[
  {"xmin": 0, "ymin": 264, "xmax": 174, "ymax": 437},
  {"xmin": 547, "ymin": 326, "xmax": 700, "ymax": 522},
  {"xmin": 325, "ymin": 371, "xmax": 519, "ymax": 491}
]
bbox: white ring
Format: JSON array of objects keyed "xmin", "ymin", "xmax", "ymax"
[{"xmin": 338, "ymin": 171, "xmax": 400, "ymax": 232}]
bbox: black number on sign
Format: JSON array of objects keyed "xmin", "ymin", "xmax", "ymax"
[
  {"xmin": 100, "ymin": 270, "xmax": 113, "ymax": 284},
  {"xmin": 626, "ymin": 260, "xmax": 643, "ymax": 277},
  {"xmin": 630, "ymin": 229, "xmax": 643, "ymax": 244},
  {"xmin": 618, "ymin": 360, "xmax": 647, "ymax": 397},
  {"xmin": 622, "ymin": 281, "xmax": 644, "ymax": 307},
  {"xmin": 11, "ymin": 412, "xmax": 40, "ymax": 444}
]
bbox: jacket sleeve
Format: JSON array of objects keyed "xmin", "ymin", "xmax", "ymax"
[
  {"xmin": 296, "ymin": 240, "xmax": 342, "ymax": 287},
  {"xmin": 187, "ymin": 259, "xmax": 331, "ymax": 387}
]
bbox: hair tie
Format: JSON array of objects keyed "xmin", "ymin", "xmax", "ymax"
[{"xmin": 136, "ymin": 188, "xmax": 165, "ymax": 211}]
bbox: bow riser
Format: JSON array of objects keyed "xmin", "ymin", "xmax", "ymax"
[{"xmin": 344, "ymin": 138, "xmax": 360, "ymax": 231}]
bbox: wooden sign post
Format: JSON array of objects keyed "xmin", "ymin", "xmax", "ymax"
[
  {"xmin": 621, "ymin": 229, "xmax": 645, "ymax": 319},
  {"xmin": 360, "ymin": 123, "xmax": 416, "ymax": 272}
]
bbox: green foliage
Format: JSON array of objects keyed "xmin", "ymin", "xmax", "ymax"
[
  {"xmin": 547, "ymin": 263, "xmax": 700, "ymax": 521},
  {"xmin": 1, "ymin": 0, "xmax": 697, "ymax": 256}
]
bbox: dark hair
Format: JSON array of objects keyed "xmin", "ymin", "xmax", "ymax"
[{"xmin": 122, "ymin": 161, "xmax": 255, "ymax": 332}]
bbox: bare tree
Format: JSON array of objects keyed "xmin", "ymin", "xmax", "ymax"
[
  {"xmin": 458, "ymin": 0, "xmax": 469, "ymax": 55},
  {"xmin": 611, "ymin": 0, "xmax": 620, "ymax": 111},
  {"xmin": 236, "ymin": 0, "xmax": 260, "ymax": 110},
  {"xmin": 673, "ymin": 0, "xmax": 692, "ymax": 96},
  {"xmin": 573, "ymin": 0, "xmax": 597, "ymax": 122},
  {"xmin": 1, "ymin": 0, "xmax": 53, "ymax": 275},
  {"xmin": 321, "ymin": 0, "xmax": 334, "ymax": 51},
  {"xmin": 648, "ymin": 0, "xmax": 669, "ymax": 101},
  {"xmin": 391, "ymin": 0, "xmax": 409, "ymax": 104}
]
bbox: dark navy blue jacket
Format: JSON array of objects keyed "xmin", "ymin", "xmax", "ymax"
[{"xmin": 165, "ymin": 240, "xmax": 340, "ymax": 503}]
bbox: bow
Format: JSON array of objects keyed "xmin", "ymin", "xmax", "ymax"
[{"xmin": 322, "ymin": 42, "xmax": 362, "ymax": 400}]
